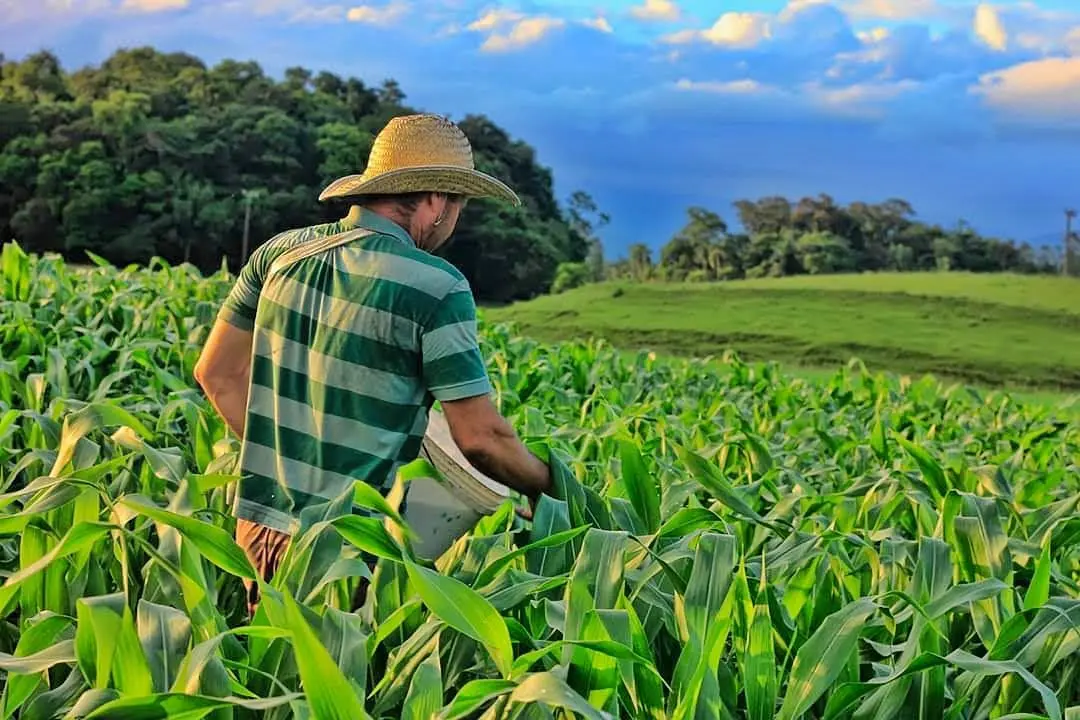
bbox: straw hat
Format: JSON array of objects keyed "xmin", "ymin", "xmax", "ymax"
[{"xmin": 317, "ymin": 114, "xmax": 521, "ymax": 206}]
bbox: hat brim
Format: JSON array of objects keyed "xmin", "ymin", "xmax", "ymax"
[{"xmin": 318, "ymin": 165, "xmax": 521, "ymax": 207}]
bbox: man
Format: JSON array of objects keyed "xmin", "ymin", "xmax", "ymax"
[{"xmin": 193, "ymin": 113, "xmax": 552, "ymax": 615}]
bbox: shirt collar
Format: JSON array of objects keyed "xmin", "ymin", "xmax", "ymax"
[{"xmin": 342, "ymin": 206, "xmax": 417, "ymax": 248}]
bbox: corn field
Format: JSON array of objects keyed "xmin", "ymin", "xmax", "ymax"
[{"xmin": 0, "ymin": 241, "xmax": 1077, "ymax": 719}]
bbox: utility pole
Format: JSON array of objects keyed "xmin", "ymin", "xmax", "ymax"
[
  {"xmin": 240, "ymin": 189, "xmax": 263, "ymax": 266},
  {"xmin": 1066, "ymin": 209, "xmax": 1076, "ymax": 276}
]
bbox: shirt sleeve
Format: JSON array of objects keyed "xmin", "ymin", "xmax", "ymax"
[
  {"xmin": 421, "ymin": 277, "xmax": 493, "ymax": 402},
  {"xmin": 217, "ymin": 242, "xmax": 275, "ymax": 331}
]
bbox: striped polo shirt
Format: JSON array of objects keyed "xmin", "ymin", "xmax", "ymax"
[{"xmin": 217, "ymin": 208, "xmax": 492, "ymax": 535}]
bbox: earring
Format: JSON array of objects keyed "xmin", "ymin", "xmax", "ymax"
[{"xmin": 433, "ymin": 215, "xmax": 443, "ymax": 227}]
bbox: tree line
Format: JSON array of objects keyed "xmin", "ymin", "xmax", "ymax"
[
  {"xmin": 0, "ymin": 48, "xmax": 605, "ymax": 302},
  {"xmin": 553, "ymin": 196, "xmax": 1070, "ymax": 292}
]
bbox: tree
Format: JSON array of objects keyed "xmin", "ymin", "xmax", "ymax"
[
  {"xmin": 551, "ymin": 262, "xmax": 590, "ymax": 294},
  {"xmin": 565, "ymin": 190, "xmax": 609, "ymax": 282},
  {"xmin": 795, "ymin": 232, "xmax": 855, "ymax": 274},
  {"xmin": 660, "ymin": 207, "xmax": 733, "ymax": 280},
  {"xmin": 628, "ymin": 243, "xmax": 652, "ymax": 281},
  {"xmin": 734, "ymin": 196, "xmax": 791, "ymax": 236}
]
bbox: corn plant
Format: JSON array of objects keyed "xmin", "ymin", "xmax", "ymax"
[{"xmin": 0, "ymin": 241, "xmax": 1077, "ymax": 719}]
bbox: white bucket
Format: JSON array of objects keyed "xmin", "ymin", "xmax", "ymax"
[{"xmin": 403, "ymin": 409, "xmax": 511, "ymax": 560}]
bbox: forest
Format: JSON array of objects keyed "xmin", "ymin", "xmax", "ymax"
[
  {"xmin": 0, "ymin": 47, "xmax": 599, "ymax": 302},
  {"xmin": 558, "ymin": 199, "xmax": 1068, "ymax": 292},
  {"xmin": 1, "ymin": 48, "xmax": 1070, "ymax": 303}
]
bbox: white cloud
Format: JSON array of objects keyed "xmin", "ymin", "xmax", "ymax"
[
  {"xmin": 673, "ymin": 74, "xmax": 921, "ymax": 120},
  {"xmin": 804, "ymin": 78, "xmax": 920, "ymax": 117},
  {"xmin": 119, "ymin": 0, "xmax": 188, "ymax": 11},
  {"xmin": 346, "ymin": 0, "xmax": 407, "ymax": 25},
  {"xmin": 974, "ymin": 3, "xmax": 1007, "ymax": 51},
  {"xmin": 661, "ymin": 1, "xmax": 854, "ymax": 52},
  {"xmin": 703, "ymin": 12, "xmax": 771, "ymax": 47},
  {"xmin": 675, "ymin": 78, "xmax": 776, "ymax": 94},
  {"xmin": 463, "ymin": 7, "xmax": 605, "ymax": 51},
  {"xmin": 856, "ymin": 27, "xmax": 889, "ymax": 44},
  {"xmin": 663, "ymin": 12, "xmax": 771, "ymax": 48},
  {"xmin": 288, "ymin": 4, "xmax": 345, "ymax": 22},
  {"xmin": 582, "ymin": 16, "xmax": 613, "ymax": 34},
  {"xmin": 476, "ymin": 14, "xmax": 566, "ymax": 52},
  {"xmin": 0, "ymin": 0, "xmax": 110, "ymax": 21},
  {"xmin": 1068, "ymin": 27, "xmax": 1080, "ymax": 55},
  {"xmin": 630, "ymin": 0, "xmax": 679, "ymax": 22},
  {"xmin": 972, "ymin": 56, "xmax": 1080, "ymax": 122},
  {"xmin": 467, "ymin": 8, "xmax": 523, "ymax": 32},
  {"xmin": 778, "ymin": 0, "xmax": 832, "ymax": 21},
  {"xmin": 1004, "ymin": 5, "xmax": 1080, "ymax": 54},
  {"xmin": 844, "ymin": 0, "xmax": 940, "ymax": 21}
]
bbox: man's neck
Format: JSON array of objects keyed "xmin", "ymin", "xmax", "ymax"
[
  {"xmin": 344, "ymin": 204, "xmax": 413, "ymax": 235},
  {"xmin": 341, "ymin": 203, "xmax": 420, "ymax": 247}
]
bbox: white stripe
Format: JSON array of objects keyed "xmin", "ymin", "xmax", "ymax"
[
  {"xmin": 240, "ymin": 442, "xmax": 361, "ymax": 501},
  {"xmin": 422, "ymin": 321, "xmax": 479, "ymax": 361},
  {"xmin": 247, "ymin": 385, "xmax": 413, "ymax": 460},
  {"xmin": 252, "ymin": 327, "xmax": 425, "ymax": 405},
  {"xmin": 334, "ymin": 246, "xmax": 459, "ymax": 299},
  {"xmin": 263, "ymin": 274, "xmax": 421, "ymax": 350}
]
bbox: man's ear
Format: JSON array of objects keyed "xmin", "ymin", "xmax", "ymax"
[{"xmin": 430, "ymin": 192, "xmax": 451, "ymax": 220}]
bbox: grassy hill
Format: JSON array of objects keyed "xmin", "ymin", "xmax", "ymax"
[{"xmin": 484, "ymin": 272, "xmax": 1080, "ymax": 393}]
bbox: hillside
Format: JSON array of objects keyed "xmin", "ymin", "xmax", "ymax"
[{"xmin": 484, "ymin": 272, "xmax": 1080, "ymax": 391}]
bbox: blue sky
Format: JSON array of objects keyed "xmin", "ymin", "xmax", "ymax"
[{"xmin": 3, "ymin": 0, "xmax": 1080, "ymax": 256}]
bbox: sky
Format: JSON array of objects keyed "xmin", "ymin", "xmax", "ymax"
[{"xmin": 3, "ymin": 0, "xmax": 1080, "ymax": 257}]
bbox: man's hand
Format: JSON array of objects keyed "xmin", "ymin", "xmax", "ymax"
[
  {"xmin": 515, "ymin": 494, "xmax": 539, "ymax": 521},
  {"xmin": 193, "ymin": 319, "xmax": 254, "ymax": 438},
  {"xmin": 439, "ymin": 394, "xmax": 551, "ymax": 501}
]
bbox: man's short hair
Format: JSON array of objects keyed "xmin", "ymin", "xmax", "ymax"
[{"xmin": 353, "ymin": 191, "xmax": 466, "ymax": 214}]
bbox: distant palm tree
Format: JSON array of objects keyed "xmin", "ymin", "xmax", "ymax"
[
  {"xmin": 1066, "ymin": 209, "xmax": 1077, "ymax": 276},
  {"xmin": 241, "ymin": 188, "xmax": 265, "ymax": 265}
]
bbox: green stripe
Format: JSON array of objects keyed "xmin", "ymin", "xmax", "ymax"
[
  {"xmin": 367, "ymin": 232, "xmax": 467, "ymax": 275},
  {"xmin": 218, "ymin": 305, "xmax": 255, "ymax": 331},
  {"xmin": 269, "ymin": 263, "xmax": 436, "ymax": 326},
  {"xmin": 245, "ymin": 413, "xmax": 391, "ymax": 481},
  {"xmin": 240, "ymin": 438, "xmax": 393, "ymax": 502},
  {"xmin": 427, "ymin": 284, "xmax": 475, "ymax": 330},
  {"xmin": 319, "ymin": 264, "xmax": 436, "ymax": 324},
  {"xmin": 335, "ymin": 245, "xmax": 460, "ymax": 300},
  {"xmin": 258, "ymin": 297, "xmax": 419, "ymax": 377},
  {"xmin": 429, "ymin": 377, "xmax": 493, "ymax": 402},
  {"xmin": 424, "ymin": 349, "xmax": 490, "ymax": 390},
  {"xmin": 251, "ymin": 327, "xmax": 426, "ymax": 405},
  {"xmin": 235, "ymin": 475, "xmax": 382, "ymax": 532},
  {"xmin": 246, "ymin": 385, "xmax": 412, "ymax": 459},
  {"xmin": 219, "ymin": 220, "xmax": 348, "ymax": 326},
  {"xmin": 423, "ymin": 321, "xmax": 482, "ymax": 361},
  {"xmin": 238, "ymin": 441, "xmax": 413, "ymax": 526},
  {"xmin": 250, "ymin": 354, "xmax": 426, "ymax": 430},
  {"xmin": 265, "ymin": 274, "xmax": 422, "ymax": 350},
  {"xmin": 234, "ymin": 496, "xmax": 300, "ymax": 535}
]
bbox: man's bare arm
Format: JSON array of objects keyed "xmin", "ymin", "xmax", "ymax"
[
  {"xmin": 439, "ymin": 395, "xmax": 551, "ymax": 500},
  {"xmin": 193, "ymin": 319, "xmax": 254, "ymax": 439}
]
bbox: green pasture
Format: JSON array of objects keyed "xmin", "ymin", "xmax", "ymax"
[{"xmin": 486, "ymin": 273, "xmax": 1080, "ymax": 394}]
